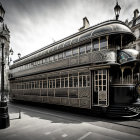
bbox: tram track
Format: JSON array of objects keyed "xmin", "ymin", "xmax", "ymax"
[{"xmin": 8, "ymin": 102, "xmax": 140, "ymax": 133}]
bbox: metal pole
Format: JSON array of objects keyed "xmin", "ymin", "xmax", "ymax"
[{"xmin": 1, "ymin": 43, "xmax": 5, "ymax": 101}]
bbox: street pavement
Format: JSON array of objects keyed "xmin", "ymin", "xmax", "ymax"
[{"xmin": 0, "ymin": 102, "xmax": 140, "ymax": 140}]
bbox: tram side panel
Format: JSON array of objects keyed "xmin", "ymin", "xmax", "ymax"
[{"xmin": 9, "ymin": 68, "xmax": 91, "ymax": 109}]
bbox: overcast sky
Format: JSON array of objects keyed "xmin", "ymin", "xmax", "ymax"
[{"xmin": 1, "ymin": 0, "xmax": 140, "ymax": 61}]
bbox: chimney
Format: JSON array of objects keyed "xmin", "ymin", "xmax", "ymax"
[
  {"xmin": 79, "ymin": 17, "xmax": 90, "ymax": 31},
  {"xmin": 125, "ymin": 19, "xmax": 128, "ymax": 25},
  {"xmin": 134, "ymin": 9, "xmax": 139, "ymax": 19}
]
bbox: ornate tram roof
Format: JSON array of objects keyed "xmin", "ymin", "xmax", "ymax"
[{"xmin": 11, "ymin": 20, "xmax": 135, "ymax": 68}]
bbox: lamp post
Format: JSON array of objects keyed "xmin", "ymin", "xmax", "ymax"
[
  {"xmin": 18, "ymin": 53, "xmax": 21, "ymax": 59},
  {"xmin": 0, "ymin": 2, "xmax": 10, "ymax": 129},
  {"xmin": 8, "ymin": 48, "xmax": 13, "ymax": 65},
  {"xmin": 114, "ymin": 1, "xmax": 121, "ymax": 20}
]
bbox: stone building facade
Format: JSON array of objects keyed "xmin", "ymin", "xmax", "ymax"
[
  {"xmin": 0, "ymin": 23, "xmax": 10, "ymax": 93},
  {"xmin": 126, "ymin": 9, "xmax": 140, "ymax": 51}
]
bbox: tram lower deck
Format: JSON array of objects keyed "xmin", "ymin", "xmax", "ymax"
[{"xmin": 9, "ymin": 62, "xmax": 140, "ymax": 117}]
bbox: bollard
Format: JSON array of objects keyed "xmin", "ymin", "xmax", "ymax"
[{"xmin": 19, "ymin": 109, "xmax": 21, "ymax": 119}]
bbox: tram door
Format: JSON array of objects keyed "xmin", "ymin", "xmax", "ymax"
[{"xmin": 93, "ymin": 69, "xmax": 108, "ymax": 106}]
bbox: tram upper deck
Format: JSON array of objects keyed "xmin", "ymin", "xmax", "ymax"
[{"xmin": 9, "ymin": 20, "xmax": 138, "ymax": 79}]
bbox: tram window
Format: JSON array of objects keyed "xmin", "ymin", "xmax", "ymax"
[
  {"xmin": 32, "ymin": 82, "xmax": 35, "ymax": 89},
  {"xmin": 29, "ymin": 82, "xmax": 31, "ymax": 89},
  {"xmin": 24, "ymin": 83, "xmax": 26, "ymax": 89},
  {"xmin": 35, "ymin": 81, "xmax": 39, "ymax": 88},
  {"xmin": 83, "ymin": 76, "xmax": 86, "ymax": 87},
  {"xmin": 73, "ymin": 77, "xmax": 78, "ymax": 87},
  {"xmin": 40, "ymin": 81, "xmax": 42, "ymax": 88},
  {"xmin": 87, "ymin": 76, "xmax": 90, "ymax": 86},
  {"xmin": 69, "ymin": 77, "xmax": 73, "ymax": 87},
  {"xmin": 95, "ymin": 80, "xmax": 98, "ymax": 85},
  {"xmin": 66, "ymin": 50, "xmax": 72, "ymax": 57},
  {"xmin": 54, "ymin": 54, "xmax": 58, "ymax": 61},
  {"xmin": 98, "ymin": 70, "xmax": 102, "ymax": 74},
  {"xmin": 22, "ymin": 84, "xmax": 24, "ymax": 89},
  {"xmin": 56, "ymin": 79, "xmax": 60, "ymax": 88},
  {"xmin": 43, "ymin": 80, "xmax": 47, "ymax": 88},
  {"xmin": 72, "ymin": 48, "xmax": 78, "ymax": 56},
  {"xmin": 103, "ymin": 80, "xmax": 106, "ymax": 85},
  {"xmin": 65, "ymin": 78, "xmax": 68, "ymax": 87},
  {"xmin": 103, "ymin": 75, "xmax": 106, "ymax": 79},
  {"xmin": 26, "ymin": 83, "xmax": 29, "ymax": 89},
  {"xmin": 99, "ymin": 86, "xmax": 102, "ymax": 91},
  {"xmin": 50, "ymin": 56, "xmax": 54, "ymax": 62},
  {"xmin": 103, "ymin": 86, "xmax": 106, "ymax": 91},
  {"xmin": 93, "ymin": 40, "xmax": 99, "ymax": 51},
  {"xmin": 39, "ymin": 60, "xmax": 43, "ymax": 65},
  {"xmin": 100, "ymin": 39, "xmax": 107, "ymax": 50},
  {"xmin": 53, "ymin": 79, "xmax": 55, "ymax": 88},
  {"xmin": 49, "ymin": 80, "xmax": 52, "ymax": 88},
  {"xmin": 61, "ymin": 78, "xmax": 64, "ymax": 88},
  {"xmin": 86, "ymin": 44, "xmax": 91, "ymax": 53},
  {"xmin": 43, "ymin": 59, "xmax": 45, "ymax": 63},
  {"xmin": 58, "ymin": 53, "xmax": 63, "ymax": 59},
  {"xmin": 79, "ymin": 76, "xmax": 82, "ymax": 87},
  {"xmin": 79, "ymin": 46, "xmax": 86, "ymax": 54}
]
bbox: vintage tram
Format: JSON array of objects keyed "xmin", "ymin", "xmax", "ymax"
[{"xmin": 9, "ymin": 20, "xmax": 140, "ymax": 117}]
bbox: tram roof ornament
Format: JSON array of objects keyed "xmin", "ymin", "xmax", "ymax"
[
  {"xmin": 11, "ymin": 20, "xmax": 135, "ymax": 68},
  {"xmin": 114, "ymin": 1, "xmax": 121, "ymax": 20}
]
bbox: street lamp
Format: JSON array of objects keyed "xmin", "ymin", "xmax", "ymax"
[
  {"xmin": 114, "ymin": 1, "xmax": 121, "ymax": 20},
  {"xmin": 8, "ymin": 48, "xmax": 13, "ymax": 65},
  {"xmin": 18, "ymin": 53, "xmax": 21, "ymax": 59},
  {"xmin": 0, "ymin": 3, "xmax": 10, "ymax": 129}
]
